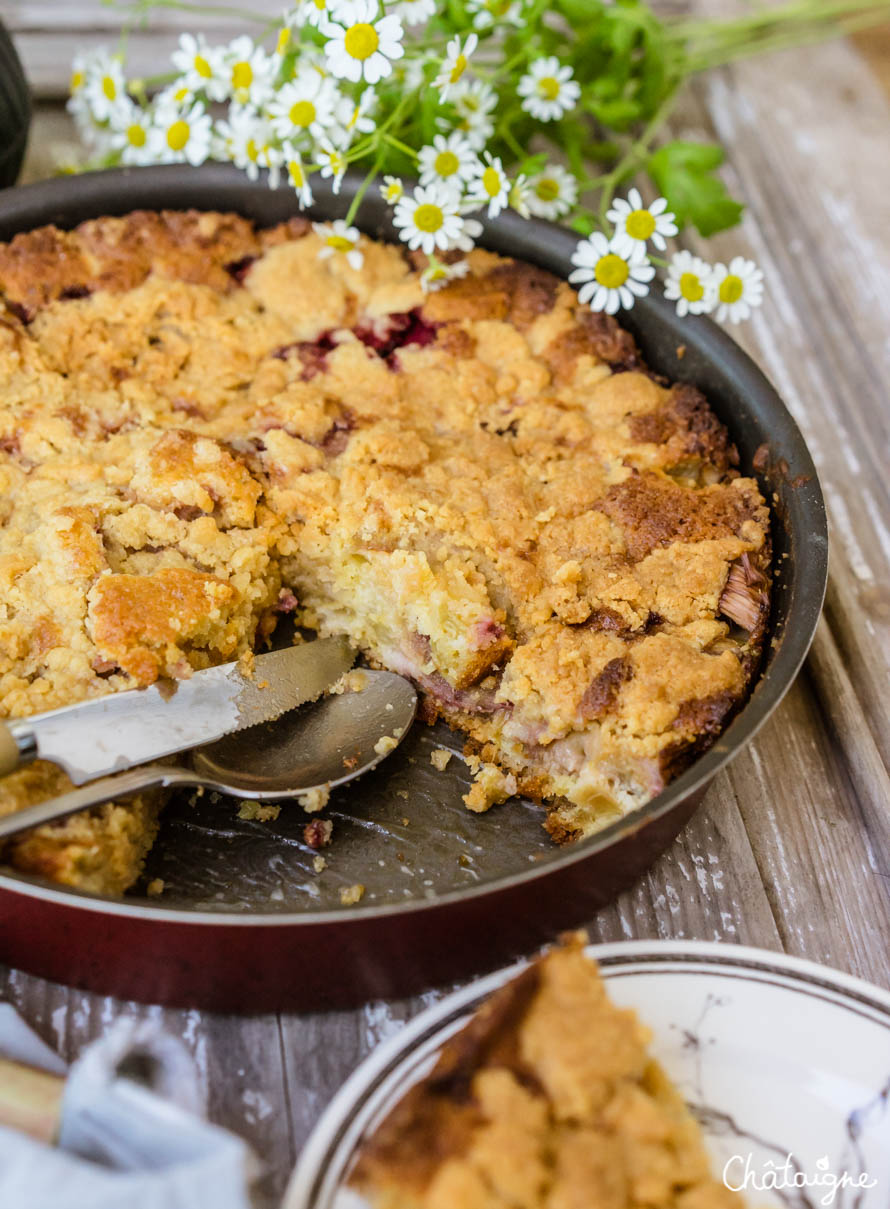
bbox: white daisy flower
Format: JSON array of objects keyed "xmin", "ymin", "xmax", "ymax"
[
  {"xmin": 334, "ymin": 85, "xmax": 378, "ymax": 143},
  {"xmin": 269, "ymin": 72, "xmax": 339, "ymax": 142},
  {"xmin": 466, "ymin": 0, "xmax": 524, "ymax": 30},
  {"xmin": 392, "ymin": 184, "xmax": 468, "ymax": 255},
  {"xmin": 526, "ymin": 164, "xmax": 578, "ymax": 220},
  {"xmin": 708, "ymin": 256, "xmax": 764, "ymax": 324},
  {"xmin": 517, "ymin": 57, "xmax": 580, "ymax": 123},
  {"xmin": 421, "ymin": 257, "xmax": 470, "ymax": 293},
  {"xmin": 107, "ymin": 98, "xmax": 155, "ymax": 166},
  {"xmin": 607, "ymin": 188, "xmax": 678, "ymax": 255},
  {"xmin": 417, "ymin": 132, "xmax": 478, "ymax": 197},
  {"xmin": 508, "ymin": 174, "xmax": 532, "ymax": 219},
  {"xmin": 81, "ymin": 50, "xmax": 128, "ymax": 123},
  {"xmin": 148, "ymin": 99, "xmax": 213, "ymax": 166},
  {"xmin": 380, "ymin": 175, "xmax": 404, "ymax": 203},
  {"xmin": 296, "ymin": 0, "xmax": 334, "ymax": 28},
  {"xmin": 171, "ymin": 33, "xmax": 225, "ymax": 101},
  {"xmin": 316, "ymin": 137, "xmax": 349, "ymax": 193},
  {"xmin": 313, "ymin": 219, "xmax": 364, "ymax": 271},
  {"xmin": 389, "ymin": 0, "xmax": 437, "ymax": 26},
  {"xmin": 67, "ymin": 49, "xmax": 114, "ymax": 146},
  {"xmin": 466, "ymin": 153, "xmax": 510, "ymax": 219},
  {"xmin": 433, "ymin": 33, "xmax": 478, "ymax": 102},
  {"xmin": 663, "ymin": 251, "xmax": 715, "ymax": 318},
  {"xmin": 449, "ymin": 79, "xmax": 497, "ymax": 148},
  {"xmin": 287, "ymin": 154, "xmax": 315, "ymax": 208},
  {"xmin": 221, "ymin": 36, "xmax": 276, "ymax": 107},
  {"xmin": 452, "ymin": 216, "xmax": 483, "ymax": 253},
  {"xmin": 216, "ymin": 108, "xmax": 283, "ymax": 187},
  {"xmin": 568, "ymin": 233, "xmax": 656, "ymax": 315},
  {"xmin": 322, "ymin": 0, "xmax": 404, "ymax": 85}
]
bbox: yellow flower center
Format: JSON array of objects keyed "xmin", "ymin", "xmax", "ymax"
[
  {"xmin": 314, "ymin": 0, "xmax": 325, "ymax": 8},
  {"xmin": 535, "ymin": 177, "xmax": 559, "ymax": 202},
  {"xmin": 537, "ymin": 77, "xmax": 560, "ymax": 101},
  {"xmin": 482, "ymin": 166, "xmax": 502, "ymax": 198},
  {"xmin": 449, "ymin": 54, "xmax": 468, "ymax": 83},
  {"xmin": 414, "ymin": 204, "xmax": 444, "ymax": 233},
  {"xmin": 625, "ymin": 209, "xmax": 656, "ymax": 241},
  {"xmin": 434, "ymin": 150, "xmax": 459, "ymax": 178},
  {"xmin": 487, "ymin": 0, "xmax": 511, "ymax": 13},
  {"xmin": 71, "ymin": 70, "xmax": 85, "ymax": 92},
  {"xmin": 231, "ymin": 61, "xmax": 253, "ymax": 91},
  {"xmin": 173, "ymin": 85, "xmax": 190, "ymax": 102},
  {"xmin": 461, "ymin": 94, "xmax": 479, "ymax": 113},
  {"xmin": 288, "ymin": 160, "xmax": 305, "ymax": 186},
  {"xmin": 327, "ymin": 234, "xmax": 355, "ymax": 252},
  {"xmin": 679, "ymin": 272, "xmax": 704, "ymax": 303},
  {"xmin": 166, "ymin": 120, "xmax": 190, "ymax": 152},
  {"xmin": 194, "ymin": 54, "xmax": 212, "ymax": 78},
  {"xmin": 595, "ymin": 254, "xmax": 629, "ymax": 289},
  {"xmin": 719, "ymin": 275, "xmax": 744, "ymax": 304},
  {"xmin": 126, "ymin": 124, "xmax": 146, "ymax": 148},
  {"xmin": 102, "ymin": 75, "xmax": 117, "ymax": 101},
  {"xmin": 289, "ymin": 99, "xmax": 316, "ymax": 127},
  {"xmin": 386, "ymin": 184, "xmax": 401, "ymax": 200},
  {"xmin": 276, "ymin": 28, "xmax": 291, "ymax": 54},
  {"xmin": 246, "ymin": 137, "xmax": 259, "ymax": 163},
  {"xmin": 344, "ymin": 23, "xmax": 379, "ymax": 61}
]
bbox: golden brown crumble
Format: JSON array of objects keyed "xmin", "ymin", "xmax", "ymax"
[
  {"xmin": 0, "ymin": 211, "xmax": 769, "ymax": 893},
  {"xmin": 350, "ymin": 935, "xmax": 744, "ymax": 1209}
]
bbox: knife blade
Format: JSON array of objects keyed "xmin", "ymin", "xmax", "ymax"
[{"xmin": 0, "ymin": 637, "xmax": 353, "ymax": 786}]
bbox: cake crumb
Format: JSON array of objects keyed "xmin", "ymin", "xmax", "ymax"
[
  {"xmin": 340, "ymin": 883, "xmax": 365, "ymax": 906},
  {"xmin": 298, "ymin": 785, "xmax": 330, "ymax": 814},
  {"xmin": 397, "ymin": 789, "xmax": 409, "ymax": 800},
  {"xmin": 463, "ymin": 762, "xmax": 518, "ymax": 813},
  {"xmin": 331, "ymin": 668, "xmax": 369, "ymax": 695},
  {"xmin": 237, "ymin": 649, "xmax": 256, "ymax": 679},
  {"xmin": 312, "ymin": 855, "xmax": 327, "ymax": 873},
  {"xmin": 146, "ymin": 878, "xmax": 165, "ymax": 897},
  {"xmin": 374, "ymin": 734, "xmax": 398, "ymax": 756},
  {"xmin": 238, "ymin": 800, "xmax": 281, "ymax": 822},
  {"xmin": 303, "ymin": 817, "xmax": 333, "ymax": 849},
  {"xmin": 430, "ymin": 748, "xmax": 453, "ymax": 771}
]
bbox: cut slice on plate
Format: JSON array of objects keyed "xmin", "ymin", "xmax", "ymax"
[{"xmin": 350, "ymin": 934, "xmax": 744, "ymax": 1209}]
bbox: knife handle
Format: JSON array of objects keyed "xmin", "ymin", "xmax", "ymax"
[
  {"xmin": 0, "ymin": 764, "xmax": 198, "ymax": 842},
  {"xmin": 0, "ymin": 720, "xmax": 36, "ymax": 778},
  {"xmin": 0, "ymin": 1058, "xmax": 64, "ymax": 1143}
]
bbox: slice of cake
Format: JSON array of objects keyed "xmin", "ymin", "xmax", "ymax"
[
  {"xmin": 350, "ymin": 936, "xmax": 742, "ymax": 1209},
  {"xmin": 0, "ymin": 212, "xmax": 770, "ymax": 894}
]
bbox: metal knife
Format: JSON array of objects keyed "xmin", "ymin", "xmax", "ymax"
[{"xmin": 0, "ymin": 637, "xmax": 353, "ymax": 786}]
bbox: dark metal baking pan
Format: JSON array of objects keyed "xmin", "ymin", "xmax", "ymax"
[{"xmin": 0, "ymin": 164, "xmax": 828, "ymax": 1010}]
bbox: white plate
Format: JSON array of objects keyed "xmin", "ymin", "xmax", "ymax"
[{"xmin": 284, "ymin": 942, "xmax": 890, "ymax": 1209}]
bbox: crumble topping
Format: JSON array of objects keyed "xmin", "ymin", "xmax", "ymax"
[
  {"xmin": 350, "ymin": 935, "xmax": 744, "ymax": 1208},
  {"xmin": 0, "ymin": 210, "xmax": 769, "ymax": 893}
]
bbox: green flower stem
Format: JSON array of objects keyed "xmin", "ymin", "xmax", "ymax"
[
  {"xmin": 596, "ymin": 86, "xmax": 679, "ymax": 225},
  {"xmin": 345, "ymin": 149, "xmax": 386, "ymax": 227},
  {"xmin": 108, "ymin": 0, "xmax": 270, "ymax": 24}
]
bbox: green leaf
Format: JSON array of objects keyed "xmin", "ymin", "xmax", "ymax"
[
  {"xmin": 571, "ymin": 214, "xmax": 596, "ymax": 236},
  {"xmin": 647, "ymin": 140, "xmax": 744, "ymax": 236}
]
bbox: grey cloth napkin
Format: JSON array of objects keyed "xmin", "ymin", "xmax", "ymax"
[{"xmin": 0, "ymin": 1005, "xmax": 256, "ymax": 1209}]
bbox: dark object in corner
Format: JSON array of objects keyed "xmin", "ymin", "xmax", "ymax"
[{"xmin": 0, "ymin": 22, "xmax": 31, "ymax": 189}]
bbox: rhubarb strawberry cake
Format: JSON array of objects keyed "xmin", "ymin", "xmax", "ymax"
[
  {"xmin": 0, "ymin": 210, "xmax": 770, "ymax": 895},
  {"xmin": 349, "ymin": 935, "xmax": 744, "ymax": 1209}
]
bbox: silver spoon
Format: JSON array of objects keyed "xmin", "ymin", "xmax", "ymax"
[{"xmin": 0, "ymin": 670, "xmax": 417, "ymax": 841}]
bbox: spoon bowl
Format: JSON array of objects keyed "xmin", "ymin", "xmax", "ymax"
[{"xmin": 192, "ymin": 670, "xmax": 417, "ymax": 798}]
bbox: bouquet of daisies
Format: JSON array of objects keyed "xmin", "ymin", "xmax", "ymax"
[{"xmin": 67, "ymin": 0, "xmax": 885, "ymax": 321}]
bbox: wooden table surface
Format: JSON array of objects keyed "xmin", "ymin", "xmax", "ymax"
[{"xmin": 2, "ymin": 6, "xmax": 890, "ymax": 1206}]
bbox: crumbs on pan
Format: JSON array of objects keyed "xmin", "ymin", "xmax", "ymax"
[{"xmin": 238, "ymin": 800, "xmax": 281, "ymax": 822}]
